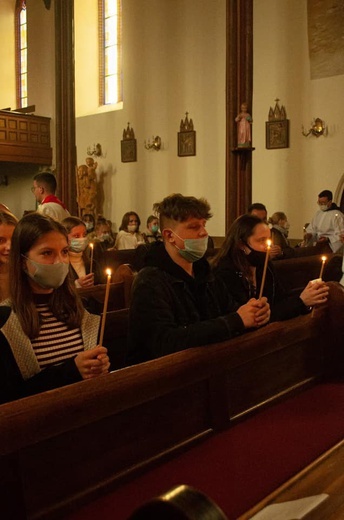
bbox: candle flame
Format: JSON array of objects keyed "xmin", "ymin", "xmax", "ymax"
[
  {"xmin": 321, "ymin": 256, "xmax": 327, "ymax": 262},
  {"xmin": 106, "ymin": 268, "xmax": 112, "ymax": 277},
  {"xmin": 266, "ymin": 239, "xmax": 272, "ymax": 248},
  {"xmin": 90, "ymin": 242, "xmax": 94, "ymax": 249}
]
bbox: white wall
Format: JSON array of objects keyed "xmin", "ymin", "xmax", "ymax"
[
  {"xmin": 253, "ymin": 0, "xmax": 344, "ymax": 238},
  {"xmin": 75, "ymin": 0, "xmax": 226, "ymax": 234}
]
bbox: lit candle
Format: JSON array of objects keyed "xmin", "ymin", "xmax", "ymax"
[
  {"xmin": 89, "ymin": 242, "xmax": 94, "ymax": 273},
  {"xmin": 258, "ymin": 239, "xmax": 271, "ymax": 300},
  {"xmin": 98, "ymin": 269, "xmax": 112, "ymax": 346},
  {"xmin": 319, "ymin": 255, "xmax": 327, "ymax": 280}
]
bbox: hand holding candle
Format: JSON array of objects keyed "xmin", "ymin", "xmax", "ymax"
[
  {"xmin": 89, "ymin": 242, "xmax": 94, "ymax": 273},
  {"xmin": 99, "ymin": 268, "xmax": 112, "ymax": 346},
  {"xmin": 258, "ymin": 239, "xmax": 271, "ymax": 300}
]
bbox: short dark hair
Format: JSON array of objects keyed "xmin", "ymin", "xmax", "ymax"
[
  {"xmin": 247, "ymin": 202, "xmax": 267, "ymax": 213},
  {"xmin": 119, "ymin": 211, "xmax": 141, "ymax": 232},
  {"xmin": 33, "ymin": 172, "xmax": 57, "ymax": 194},
  {"xmin": 318, "ymin": 190, "xmax": 332, "ymax": 200},
  {"xmin": 153, "ymin": 193, "xmax": 212, "ymax": 230}
]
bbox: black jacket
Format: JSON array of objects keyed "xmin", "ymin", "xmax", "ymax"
[
  {"xmin": 214, "ymin": 256, "xmax": 309, "ymax": 322},
  {"xmin": 127, "ymin": 242, "xmax": 245, "ymax": 364}
]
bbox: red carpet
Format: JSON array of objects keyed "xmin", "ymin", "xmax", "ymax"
[{"xmin": 64, "ymin": 382, "xmax": 344, "ymax": 520}]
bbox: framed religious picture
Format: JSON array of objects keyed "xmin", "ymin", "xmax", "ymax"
[
  {"xmin": 265, "ymin": 120, "xmax": 289, "ymax": 149},
  {"xmin": 178, "ymin": 131, "xmax": 196, "ymax": 157},
  {"xmin": 178, "ymin": 112, "xmax": 196, "ymax": 157},
  {"xmin": 265, "ymin": 99, "xmax": 289, "ymax": 149},
  {"xmin": 121, "ymin": 139, "xmax": 137, "ymax": 162},
  {"xmin": 121, "ymin": 123, "xmax": 137, "ymax": 162}
]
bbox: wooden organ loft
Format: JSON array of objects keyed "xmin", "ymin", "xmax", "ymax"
[{"xmin": 0, "ymin": 107, "xmax": 52, "ymax": 165}]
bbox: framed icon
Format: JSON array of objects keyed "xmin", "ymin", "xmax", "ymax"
[
  {"xmin": 178, "ymin": 130, "xmax": 196, "ymax": 157},
  {"xmin": 121, "ymin": 139, "xmax": 137, "ymax": 162},
  {"xmin": 266, "ymin": 120, "xmax": 289, "ymax": 149}
]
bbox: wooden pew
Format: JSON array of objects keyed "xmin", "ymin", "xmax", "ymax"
[
  {"xmin": 0, "ymin": 283, "xmax": 342, "ymax": 520},
  {"xmin": 272, "ymin": 252, "xmax": 342, "ymax": 295},
  {"xmin": 77, "ymin": 264, "xmax": 136, "ymax": 312}
]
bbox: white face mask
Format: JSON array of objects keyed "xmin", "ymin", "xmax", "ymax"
[
  {"xmin": 127, "ymin": 225, "xmax": 137, "ymax": 233},
  {"xmin": 319, "ymin": 204, "xmax": 328, "ymax": 212},
  {"xmin": 25, "ymin": 257, "xmax": 69, "ymax": 289}
]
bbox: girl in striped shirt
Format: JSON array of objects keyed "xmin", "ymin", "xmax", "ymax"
[{"xmin": 0, "ymin": 213, "xmax": 110, "ymax": 404}]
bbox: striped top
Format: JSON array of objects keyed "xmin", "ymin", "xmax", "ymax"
[{"xmin": 31, "ymin": 302, "xmax": 84, "ymax": 368}]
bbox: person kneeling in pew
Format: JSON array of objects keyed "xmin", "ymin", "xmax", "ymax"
[
  {"xmin": 0, "ymin": 213, "xmax": 110, "ymax": 405},
  {"xmin": 211, "ymin": 214, "xmax": 329, "ymax": 322},
  {"xmin": 127, "ymin": 194, "xmax": 270, "ymax": 364}
]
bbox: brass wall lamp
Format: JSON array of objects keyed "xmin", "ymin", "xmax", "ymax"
[
  {"xmin": 144, "ymin": 136, "xmax": 161, "ymax": 151},
  {"xmin": 302, "ymin": 118, "xmax": 327, "ymax": 137}
]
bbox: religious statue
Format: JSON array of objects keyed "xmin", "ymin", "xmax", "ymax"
[
  {"xmin": 235, "ymin": 102, "xmax": 253, "ymax": 147},
  {"xmin": 76, "ymin": 157, "xmax": 98, "ymax": 217}
]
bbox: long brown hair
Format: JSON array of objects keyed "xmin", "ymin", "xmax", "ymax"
[
  {"xmin": 9, "ymin": 212, "xmax": 84, "ymax": 338},
  {"xmin": 211, "ymin": 214, "xmax": 263, "ymax": 279}
]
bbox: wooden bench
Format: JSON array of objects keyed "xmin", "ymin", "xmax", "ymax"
[
  {"xmin": 0, "ymin": 282, "xmax": 342, "ymax": 520},
  {"xmin": 77, "ymin": 264, "xmax": 136, "ymax": 312},
  {"xmin": 273, "ymin": 253, "xmax": 342, "ymax": 295}
]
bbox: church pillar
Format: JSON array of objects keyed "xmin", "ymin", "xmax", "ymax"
[
  {"xmin": 226, "ymin": 0, "xmax": 253, "ymax": 231},
  {"xmin": 54, "ymin": 0, "xmax": 77, "ymax": 215}
]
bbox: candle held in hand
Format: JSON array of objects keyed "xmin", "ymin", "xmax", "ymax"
[
  {"xmin": 319, "ymin": 255, "xmax": 327, "ymax": 280},
  {"xmin": 99, "ymin": 268, "xmax": 112, "ymax": 346},
  {"xmin": 89, "ymin": 242, "xmax": 94, "ymax": 273},
  {"xmin": 258, "ymin": 239, "xmax": 271, "ymax": 300}
]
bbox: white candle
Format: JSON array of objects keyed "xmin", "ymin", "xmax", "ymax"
[
  {"xmin": 89, "ymin": 242, "xmax": 94, "ymax": 273},
  {"xmin": 258, "ymin": 239, "xmax": 271, "ymax": 300},
  {"xmin": 319, "ymin": 256, "xmax": 327, "ymax": 280},
  {"xmin": 99, "ymin": 269, "xmax": 112, "ymax": 346}
]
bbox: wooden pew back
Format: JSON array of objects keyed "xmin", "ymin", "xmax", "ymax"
[
  {"xmin": 0, "ymin": 282, "xmax": 342, "ymax": 520},
  {"xmin": 273, "ymin": 252, "xmax": 340, "ymax": 294}
]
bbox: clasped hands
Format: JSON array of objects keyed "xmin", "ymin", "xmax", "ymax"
[
  {"xmin": 237, "ymin": 297, "xmax": 271, "ymax": 329},
  {"xmin": 74, "ymin": 346, "xmax": 110, "ymax": 380}
]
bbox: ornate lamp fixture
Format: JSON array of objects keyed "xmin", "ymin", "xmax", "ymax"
[
  {"xmin": 302, "ymin": 118, "xmax": 327, "ymax": 137},
  {"xmin": 144, "ymin": 136, "xmax": 161, "ymax": 151}
]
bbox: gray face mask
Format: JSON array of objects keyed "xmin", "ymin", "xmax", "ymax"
[
  {"xmin": 25, "ymin": 257, "xmax": 69, "ymax": 289},
  {"xmin": 172, "ymin": 231, "xmax": 209, "ymax": 263}
]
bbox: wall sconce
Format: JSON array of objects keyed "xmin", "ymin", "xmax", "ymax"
[
  {"xmin": 302, "ymin": 118, "xmax": 327, "ymax": 138},
  {"xmin": 144, "ymin": 136, "xmax": 161, "ymax": 151},
  {"xmin": 87, "ymin": 143, "xmax": 103, "ymax": 157}
]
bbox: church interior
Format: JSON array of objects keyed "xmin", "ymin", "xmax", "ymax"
[{"xmin": 0, "ymin": 1, "xmax": 343, "ymax": 519}]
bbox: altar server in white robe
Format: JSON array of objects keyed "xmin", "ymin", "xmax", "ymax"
[{"xmin": 305, "ymin": 190, "xmax": 344, "ymax": 253}]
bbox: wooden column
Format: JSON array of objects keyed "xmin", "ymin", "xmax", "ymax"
[
  {"xmin": 54, "ymin": 0, "xmax": 77, "ymax": 215},
  {"xmin": 226, "ymin": 0, "xmax": 253, "ymax": 231}
]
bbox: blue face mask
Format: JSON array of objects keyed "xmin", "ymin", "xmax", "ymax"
[
  {"xmin": 151, "ymin": 224, "xmax": 159, "ymax": 234},
  {"xmin": 70, "ymin": 237, "xmax": 88, "ymax": 253},
  {"xmin": 172, "ymin": 231, "xmax": 208, "ymax": 263}
]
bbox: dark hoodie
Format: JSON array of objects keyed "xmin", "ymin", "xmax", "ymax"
[{"xmin": 127, "ymin": 241, "xmax": 245, "ymax": 364}]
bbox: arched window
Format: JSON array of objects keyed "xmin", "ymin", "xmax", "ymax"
[
  {"xmin": 99, "ymin": 0, "xmax": 122, "ymax": 106},
  {"xmin": 15, "ymin": 0, "xmax": 28, "ymax": 108}
]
